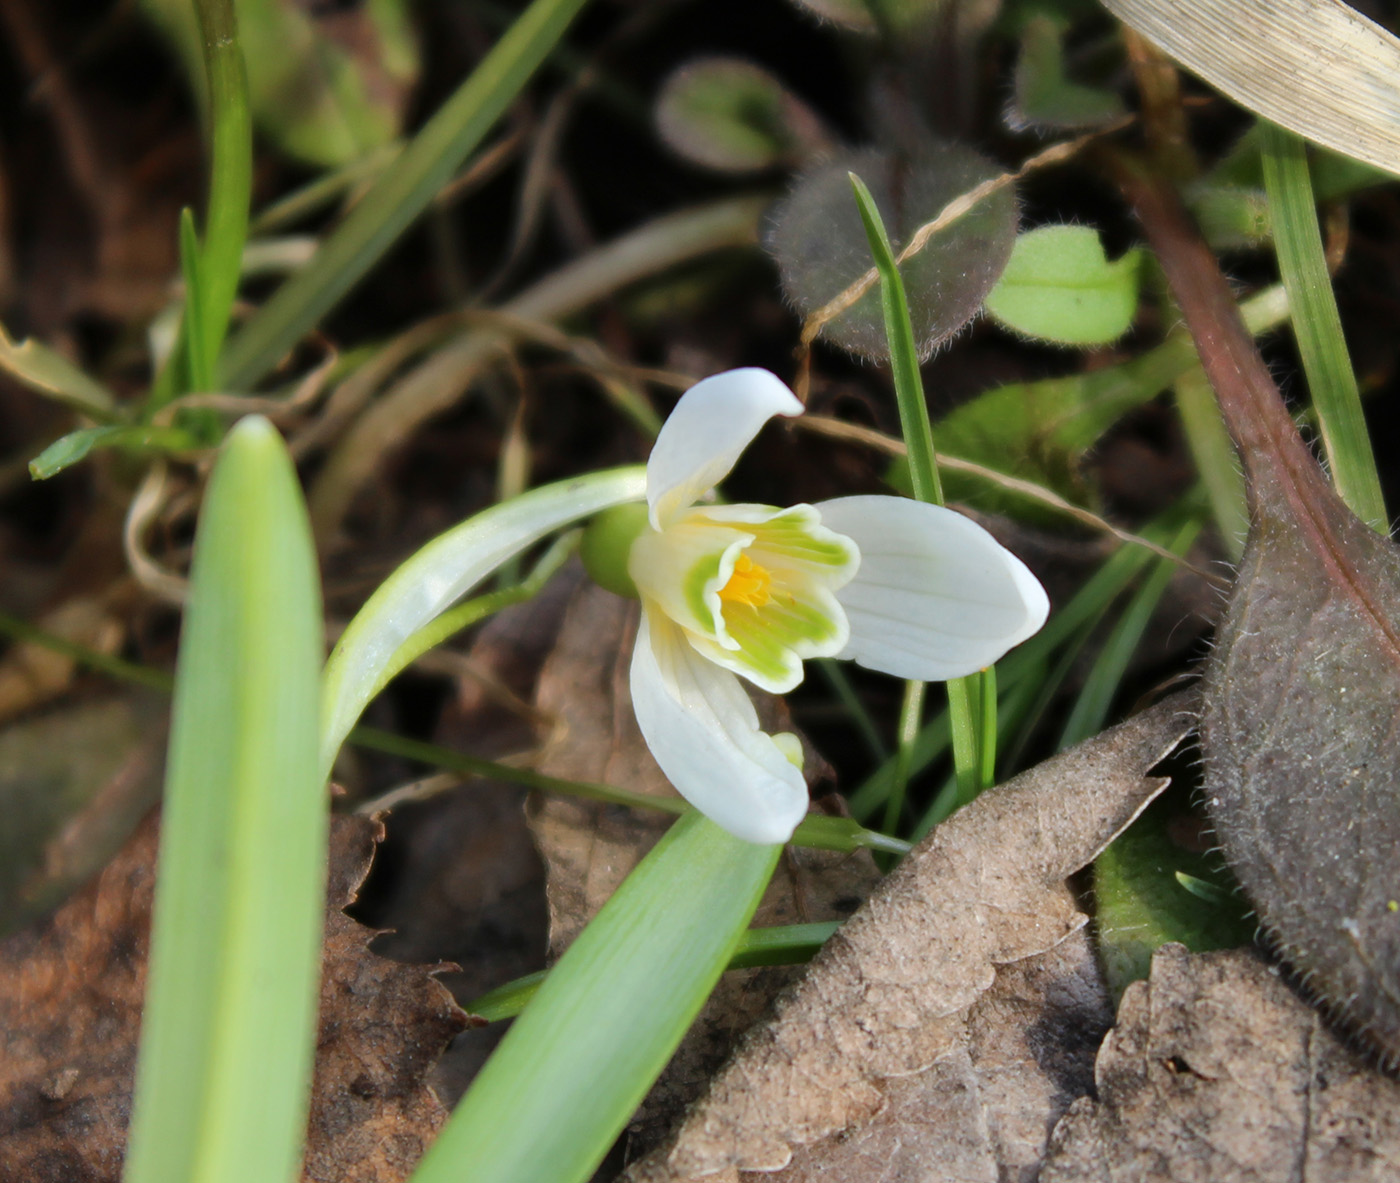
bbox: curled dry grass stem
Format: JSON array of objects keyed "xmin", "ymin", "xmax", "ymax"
[
  {"xmin": 796, "ymin": 413, "xmax": 1227, "ymax": 586},
  {"xmin": 309, "ymin": 194, "xmax": 767, "ymax": 533},
  {"xmin": 793, "ymin": 116, "xmax": 1136, "ymax": 394}
]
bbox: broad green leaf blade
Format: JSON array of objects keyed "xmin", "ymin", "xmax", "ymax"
[
  {"xmin": 1, "ymin": 323, "xmax": 118, "ymax": 420},
  {"xmin": 929, "ymin": 284, "xmax": 1288, "ymax": 516},
  {"xmin": 124, "ymin": 416, "xmax": 324, "ymax": 1183},
  {"xmin": 1093, "ymin": 789, "xmax": 1254, "ymax": 1001},
  {"xmin": 320, "ymin": 466, "xmax": 647, "ymax": 776},
  {"xmin": 139, "ymin": 0, "xmax": 416, "ymax": 169},
  {"xmin": 408, "ymin": 811, "xmax": 779, "ymax": 1183},
  {"xmin": 220, "ymin": 0, "xmax": 592, "ymax": 391},
  {"xmin": 1010, "ymin": 14, "xmax": 1125, "ymax": 131},
  {"xmin": 1260, "ymin": 121, "xmax": 1386, "ymax": 531},
  {"xmin": 984, "ymin": 226, "xmax": 1141, "ymax": 346},
  {"xmin": 655, "ymin": 57, "xmax": 827, "ymax": 173}
]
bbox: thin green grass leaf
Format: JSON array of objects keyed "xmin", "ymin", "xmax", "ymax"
[
  {"xmin": 124, "ymin": 417, "xmax": 324, "ymax": 1183},
  {"xmin": 29, "ymin": 424, "xmax": 200, "ymax": 480},
  {"xmin": 1175, "ymin": 366, "xmax": 1248, "ymax": 559},
  {"xmin": 193, "ymin": 0, "xmax": 252, "ymax": 374},
  {"xmin": 179, "ymin": 208, "xmax": 212, "ymax": 395},
  {"xmin": 320, "ymin": 466, "xmax": 646, "ymax": 776},
  {"xmin": 407, "ymin": 812, "xmax": 778, "ymax": 1183},
  {"xmin": 815, "ymin": 659, "xmax": 888, "ymax": 762},
  {"xmin": 466, "ymin": 920, "xmax": 842, "ymax": 1023},
  {"xmin": 1260, "ymin": 120, "xmax": 1386, "ymax": 531},
  {"xmin": 1058, "ymin": 519, "xmax": 1203, "ymax": 750},
  {"xmin": 849, "ymin": 171, "xmax": 988, "ymax": 805},
  {"xmin": 883, "ymin": 678, "xmax": 925, "ymax": 837},
  {"xmin": 350, "ymin": 726, "xmax": 906, "ymax": 855},
  {"xmin": 220, "ymin": 0, "xmax": 592, "ymax": 391}
]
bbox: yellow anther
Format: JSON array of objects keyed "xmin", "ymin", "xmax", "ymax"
[{"xmin": 718, "ymin": 553, "xmax": 773, "ymax": 608}]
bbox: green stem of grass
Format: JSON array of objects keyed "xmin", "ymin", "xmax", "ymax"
[
  {"xmin": 220, "ymin": 0, "xmax": 592, "ymax": 390},
  {"xmin": 1260, "ymin": 121, "xmax": 1386, "ymax": 531},
  {"xmin": 849, "ymin": 172, "xmax": 988, "ymax": 810}
]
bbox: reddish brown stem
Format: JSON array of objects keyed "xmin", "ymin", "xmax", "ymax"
[{"xmin": 1116, "ymin": 153, "xmax": 1400, "ymax": 658}]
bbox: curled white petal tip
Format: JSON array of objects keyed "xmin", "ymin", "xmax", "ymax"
[
  {"xmin": 631, "ymin": 610, "xmax": 808, "ymax": 845},
  {"xmin": 815, "ymin": 495, "xmax": 1050, "ymax": 682},
  {"xmin": 647, "ymin": 368, "xmax": 804, "ymax": 530}
]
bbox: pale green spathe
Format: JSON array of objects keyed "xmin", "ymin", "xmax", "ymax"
[{"xmin": 124, "ymin": 415, "xmax": 324, "ymax": 1183}]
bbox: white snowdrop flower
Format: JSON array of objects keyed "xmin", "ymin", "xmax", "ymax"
[{"xmin": 624, "ymin": 368, "xmax": 1049, "ymax": 844}]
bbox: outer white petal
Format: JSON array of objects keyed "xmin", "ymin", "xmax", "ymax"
[
  {"xmin": 631, "ymin": 608, "xmax": 809, "ymax": 844},
  {"xmin": 647, "ymin": 368, "xmax": 803, "ymax": 529},
  {"xmin": 816, "ymin": 495, "xmax": 1050, "ymax": 681}
]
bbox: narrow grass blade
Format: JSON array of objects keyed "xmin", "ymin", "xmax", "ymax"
[
  {"xmin": 848, "ymin": 171, "xmax": 988, "ymax": 804},
  {"xmin": 193, "ymin": 0, "xmax": 252, "ymax": 373},
  {"xmin": 407, "ymin": 812, "xmax": 779, "ymax": 1183},
  {"xmin": 466, "ymin": 920, "xmax": 841, "ymax": 1024},
  {"xmin": 320, "ymin": 466, "xmax": 646, "ymax": 775},
  {"xmin": 1058, "ymin": 519, "xmax": 1202, "ymax": 750},
  {"xmin": 220, "ymin": 0, "xmax": 592, "ymax": 390},
  {"xmin": 123, "ymin": 417, "xmax": 324, "ymax": 1183},
  {"xmin": 179, "ymin": 207, "xmax": 212, "ymax": 394},
  {"xmin": 1260, "ymin": 120, "xmax": 1386, "ymax": 530},
  {"xmin": 1175, "ymin": 365, "xmax": 1247, "ymax": 559},
  {"xmin": 28, "ymin": 424, "xmax": 199, "ymax": 480}
]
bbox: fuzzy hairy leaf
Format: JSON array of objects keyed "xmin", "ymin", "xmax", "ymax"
[
  {"xmin": 1123, "ymin": 162, "xmax": 1400, "ymax": 1064},
  {"xmin": 767, "ymin": 141, "xmax": 1017, "ymax": 360}
]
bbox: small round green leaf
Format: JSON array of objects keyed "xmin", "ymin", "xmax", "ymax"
[
  {"xmin": 984, "ymin": 225, "xmax": 1141, "ymax": 346},
  {"xmin": 655, "ymin": 58, "xmax": 827, "ymax": 173},
  {"xmin": 787, "ymin": 0, "xmax": 947, "ymax": 35}
]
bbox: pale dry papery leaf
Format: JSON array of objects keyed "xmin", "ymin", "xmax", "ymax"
[
  {"xmin": 622, "ymin": 691, "xmax": 1197, "ymax": 1181},
  {"xmin": 767, "ymin": 925, "xmax": 1112, "ymax": 1183},
  {"xmin": 1102, "ymin": 0, "xmax": 1400, "ymax": 179},
  {"xmin": 525, "ymin": 576, "xmax": 883, "ymax": 1157},
  {"xmin": 1041, "ymin": 943, "xmax": 1400, "ymax": 1182},
  {"xmin": 0, "ymin": 813, "xmax": 465, "ymax": 1183},
  {"xmin": 1120, "ymin": 167, "xmax": 1400, "ymax": 1064}
]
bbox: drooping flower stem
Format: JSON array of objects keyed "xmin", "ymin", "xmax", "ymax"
[{"xmin": 849, "ymin": 174, "xmax": 994, "ymax": 812}]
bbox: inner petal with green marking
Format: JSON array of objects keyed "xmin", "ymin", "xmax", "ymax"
[{"xmin": 630, "ymin": 503, "xmax": 860, "ymax": 695}]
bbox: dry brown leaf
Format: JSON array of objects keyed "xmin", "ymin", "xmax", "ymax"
[
  {"xmin": 526, "ymin": 575, "xmax": 883, "ymax": 1157},
  {"xmin": 358, "ymin": 571, "xmax": 577, "ymax": 1102},
  {"xmin": 0, "ymin": 812, "xmax": 464, "ymax": 1183},
  {"xmin": 772, "ymin": 925, "xmax": 1112, "ymax": 1183},
  {"xmin": 624, "ymin": 692, "xmax": 1197, "ymax": 1181},
  {"xmin": 1041, "ymin": 944, "xmax": 1400, "ymax": 1182},
  {"xmin": 0, "ymin": 691, "xmax": 166, "ymax": 935}
]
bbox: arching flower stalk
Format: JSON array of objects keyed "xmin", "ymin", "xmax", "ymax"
[{"xmin": 619, "ymin": 368, "xmax": 1049, "ymax": 844}]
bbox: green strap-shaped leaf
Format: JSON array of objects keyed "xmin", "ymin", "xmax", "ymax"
[
  {"xmin": 124, "ymin": 416, "xmax": 324, "ymax": 1183},
  {"xmin": 407, "ymin": 811, "xmax": 780, "ymax": 1183},
  {"xmin": 220, "ymin": 0, "xmax": 593, "ymax": 391},
  {"xmin": 320, "ymin": 466, "xmax": 647, "ymax": 776}
]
